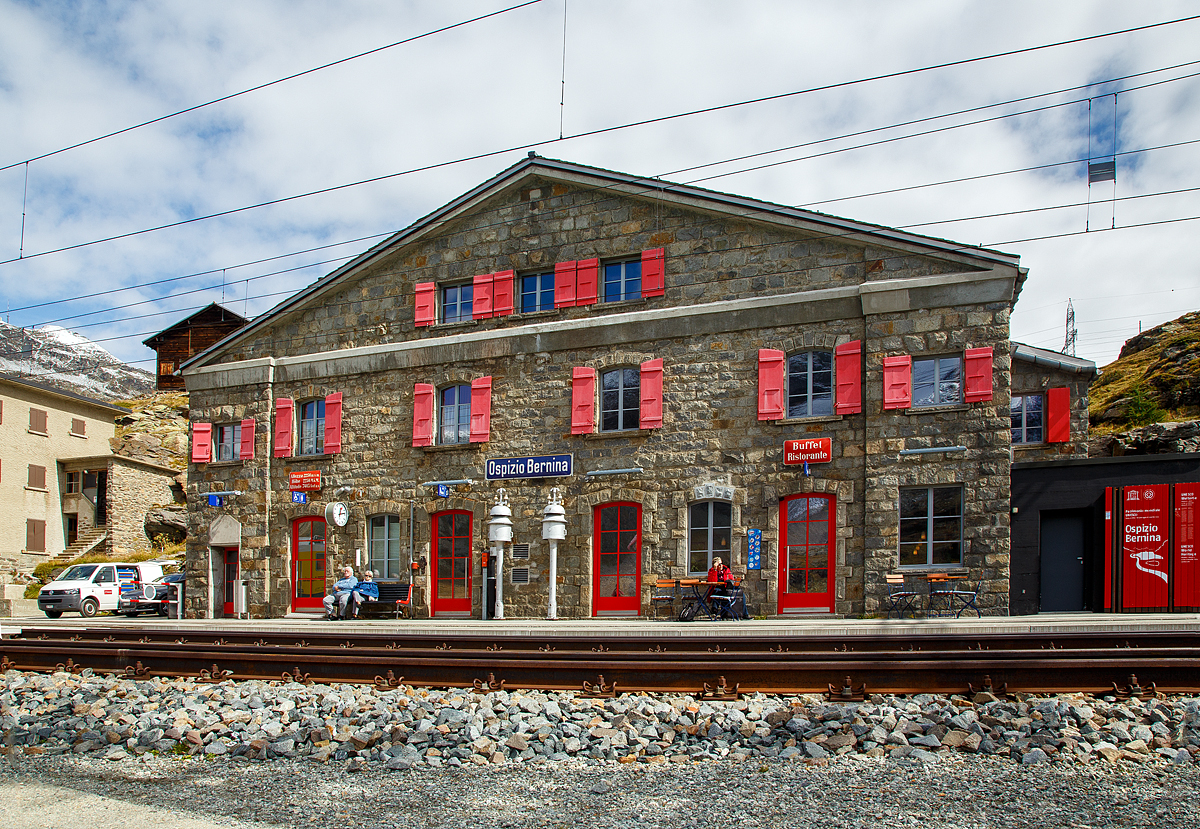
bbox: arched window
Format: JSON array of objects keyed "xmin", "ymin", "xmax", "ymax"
[
  {"xmin": 787, "ymin": 351, "xmax": 833, "ymax": 418},
  {"xmin": 688, "ymin": 501, "xmax": 732, "ymax": 574},
  {"xmin": 600, "ymin": 368, "xmax": 639, "ymax": 431},
  {"xmin": 439, "ymin": 384, "xmax": 471, "ymax": 445},
  {"xmin": 368, "ymin": 514, "xmax": 403, "ymax": 579}
]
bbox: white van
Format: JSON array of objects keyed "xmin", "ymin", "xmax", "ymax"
[{"xmin": 38, "ymin": 561, "xmax": 166, "ymax": 618}]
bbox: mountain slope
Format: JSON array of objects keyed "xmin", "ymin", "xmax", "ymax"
[{"xmin": 0, "ymin": 320, "xmax": 155, "ymax": 401}]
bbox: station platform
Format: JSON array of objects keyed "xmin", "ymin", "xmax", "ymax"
[{"xmin": 4, "ymin": 611, "xmax": 1200, "ymax": 640}]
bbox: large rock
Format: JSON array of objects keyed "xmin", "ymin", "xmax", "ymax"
[
  {"xmin": 144, "ymin": 504, "xmax": 187, "ymax": 542},
  {"xmin": 1090, "ymin": 419, "xmax": 1200, "ymax": 457}
]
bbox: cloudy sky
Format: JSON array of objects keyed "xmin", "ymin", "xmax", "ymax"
[{"xmin": 1, "ymin": 1, "xmax": 1198, "ymax": 374}]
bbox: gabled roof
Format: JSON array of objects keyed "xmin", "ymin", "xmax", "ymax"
[
  {"xmin": 1011, "ymin": 342, "xmax": 1099, "ymax": 376},
  {"xmin": 184, "ymin": 155, "xmax": 1023, "ymax": 371},
  {"xmin": 143, "ymin": 303, "xmax": 248, "ymax": 349}
]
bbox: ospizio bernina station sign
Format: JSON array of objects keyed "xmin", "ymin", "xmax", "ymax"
[{"xmin": 486, "ymin": 454, "xmax": 573, "ymax": 481}]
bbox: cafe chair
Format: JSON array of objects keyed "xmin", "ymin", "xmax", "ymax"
[
  {"xmin": 884, "ymin": 573, "xmax": 920, "ymax": 619},
  {"xmin": 709, "ymin": 574, "xmax": 748, "ymax": 620},
  {"xmin": 926, "ymin": 573, "xmax": 980, "ymax": 618},
  {"xmin": 651, "ymin": 579, "xmax": 680, "ymax": 619}
]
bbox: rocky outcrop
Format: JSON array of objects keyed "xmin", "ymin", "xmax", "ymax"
[
  {"xmin": 144, "ymin": 504, "xmax": 187, "ymax": 542},
  {"xmin": 1090, "ymin": 419, "xmax": 1200, "ymax": 457},
  {"xmin": 1090, "ymin": 311, "xmax": 1200, "ymax": 428},
  {"xmin": 110, "ymin": 392, "xmax": 190, "ymax": 472}
]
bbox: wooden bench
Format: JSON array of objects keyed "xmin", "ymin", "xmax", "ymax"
[{"xmin": 356, "ymin": 581, "xmax": 414, "ymax": 619}]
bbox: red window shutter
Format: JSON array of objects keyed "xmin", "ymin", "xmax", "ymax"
[
  {"xmin": 641, "ymin": 248, "xmax": 665, "ymax": 297},
  {"xmin": 576, "ymin": 258, "xmax": 599, "ymax": 306},
  {"xmin": 834, "ymin": 340, "xmax": 862, "ymax": 415},
  {"xmin": 882, "ymin": 356, "xmax": 913, "ymax": 410},
  {"xmin": 571, "ymin": 367, "xmax": 596, "ymax": 434},
  {"xmin": 472, "ymin": 273, "xmax": 494, "ymax": 319},
  {"xmin": 191, "ymin": 422, "xmax": 212, "ymax": 463},
  {"xmin": 493, "ymin": 270, "xmax": 515, "ymax": 316},
  {"xmin": 239, "ymin": 418, "xmax": 256, "ymax": 459},
  {"xmin": 964, "ymin": 347, "xmax": 994, "ymax": 403},
  {"xmin": 413, "ymin": 384, "xmax": 434, "ymax": 447},
  {"xmin": 470, "ymin": 376, "xmax": 493, "ymax": 443},
  {"xmin": 414, "ymin": 282, "xmax": 436, "ymax": 327},
  {"xmin": 1046, "ymin": 386, "xmax": 1071, "ymax": 443},
  {"xmin": 640, "ymin": 358, "xmax": 664, "ymax": 429},
  {"xmin": 554, "ymin": 261, "xmax": 578, "ymax": 308},
  {"xmin": 274, "ymin": 398, "xmax": 294, "ymax": 457},
  {"xmin": 324, "ymin": 392, "xmax": 343, "ymax": 454},
  {"xmin": 757, "ymin": 349, "xmax": 786, "ymax": 421}
]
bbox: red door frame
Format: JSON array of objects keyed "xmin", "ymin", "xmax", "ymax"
[
  {"xmin": 593, "ymin": 502, "xmax": 642, "ymax": 615},
  {"xmin": 291, "ymin": 517, "xmax": 327, "ymax": 612},
  {"xmin": 431, "ymin": 510, "xmax": 473, "ymax": 616},
  {"xmin": 778, "ymin": 493, "xmax": 834, "ymax": 613},
  {"xmin": 222, "ymin": 548, "xmax": 239, "ymax": 617}
]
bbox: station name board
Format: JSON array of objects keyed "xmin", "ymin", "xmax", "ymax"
[
  {"xmin": 289, "ymin": 470, "xmax": 322, "ymax": 491},
  {"xmin": 486, "ymin": 454, "xmax": 573, "ymax": 481},
  {"xmin": 784, "ymin": 438, "xmax": 832, "ymax": 465}
]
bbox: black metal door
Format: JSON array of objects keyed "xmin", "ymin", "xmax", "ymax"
[{"xmin": 1040, "ymin": 511, "xmax": 1086, "ymax": 612}]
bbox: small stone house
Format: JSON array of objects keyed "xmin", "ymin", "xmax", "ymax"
[
  {"xmin": 1009, "ymin": 343, "xmax": 1096, "ymax": 463},
  {"xmin": 182, "ymin": 156, "xmax": 1042, "ymax": 620}
]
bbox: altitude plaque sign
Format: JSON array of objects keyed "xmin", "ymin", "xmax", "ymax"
[
  {"xmin": 288, "ymin": 471, "xmax": 322, "ymax": 491},
  {"xmin": 485, "ymin": 454, "xmax": 573, "ymax": 481},
  {"xmin": 1121, "ymin": 484, "xmax": 1169, "ymax": 610}
]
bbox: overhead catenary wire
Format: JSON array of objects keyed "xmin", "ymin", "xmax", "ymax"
[{"xmin": 4, "ymin": 19, "xmax": 1200, "ymax": 269}]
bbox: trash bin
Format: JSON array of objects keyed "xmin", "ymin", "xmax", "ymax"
[{"xmin": 232, "ymin": 579, "xmax": 249, "ymax": 617}]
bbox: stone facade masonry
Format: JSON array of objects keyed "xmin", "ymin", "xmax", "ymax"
[{"xmin": 183, "ymin": 158, "xmax": 1030, "ymax": 621}]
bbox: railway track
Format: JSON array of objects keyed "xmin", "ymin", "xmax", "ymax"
[{"xmin": 4, "ymin": 627, "xmax": 1200, "ymax": 697}]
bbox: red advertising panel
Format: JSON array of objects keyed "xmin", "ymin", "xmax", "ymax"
[
  {"xmin": 289, "ymin": 470, "xmax": 322, "ymax": 492},
  {"xmin": 1174, "ymin": 483, "xmax": 1200, "ymax": 608},
  {"xmin": 784, "ymin": 438, "xmax": 832, "ymax": 465},
  {"xmin": 1121, "ymin": 484, "xmax": 1170, "ymax": 610},
  {"xmin": 1103, "ymin": 487, "xmax": 1113, "ymax": 611}
]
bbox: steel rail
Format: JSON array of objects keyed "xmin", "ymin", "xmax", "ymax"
[{"xmin": 3, "ymin": 628, "xmax": 1200, "ymax": 697}]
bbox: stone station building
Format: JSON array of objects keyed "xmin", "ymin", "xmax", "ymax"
[{"xmin": 181, "ymin": 156, "xmax": 1055, "ymax": 621}]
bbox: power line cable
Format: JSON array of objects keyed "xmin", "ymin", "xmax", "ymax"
[
  {"xmin": 0, "ymin": 1, "xmax": 545, "ymax": 174},
  {"xmin": 4, "ymin": 15, "xmax": 1198, "ymax": 268}
]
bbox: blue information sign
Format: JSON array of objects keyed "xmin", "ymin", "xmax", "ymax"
[
  {"xmin": 208, "ymin": 494, "xmax": 224, "ymax": 508},
  {"xmin": 485, "ymin": 454, "xmax": 573, "ymax": 481},
  {"xmin": 747, "ymin": 529, "xmax": 762, "ymax": 570},
  {"xmin": 291, "ymin": 491, "xmax": 308, "ymax": 504},
  {"xmin": 435, "ymin": 484, "xmax": 450, "ymax": 498}
]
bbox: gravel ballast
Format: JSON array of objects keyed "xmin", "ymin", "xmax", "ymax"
[{"xmin": 3, "ymin": 668, "xmax": 1200, "ymax": 827}]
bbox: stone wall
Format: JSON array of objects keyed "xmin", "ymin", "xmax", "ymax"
[
  {"xmin": 1011, "ymin": 358, "xmax": 1092, "ymax": 461},
  {"xmin": 108, "ymin": 458, "xmax": 177, "ymax": 558}
]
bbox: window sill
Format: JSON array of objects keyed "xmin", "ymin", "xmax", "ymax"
[
  {"xmin": 25, "ymin": 486, "xmax": 48, "ymax": 493},
  {"xmin": 283, "ymin": 454, "xmax": 332, "ymax": 463},
  {"xmin": 1012, "ymin": 442, "xmax": 1049, "ymax": 450},
  {"xmin": 69, "ymin": 432, "xmax": 87, "ymax": 439},
  {"xmin": 905, "ymin": 404, "xmax": 969, "ymax": 415},
  {"xmin": 420, "ymin": 442, "xmax": 484, "ymax": 453},
  {"xmin": 771, "ymin": 414, "xmax": 843, "ymax": 427},
  {"xmin": 26, "ymin": 429, "xmax": 48, "ymax": 437},
  {"xmin": 895, "ymin": 565, "xmax": 968, "ymax": 575},
  {"xmin": 431, "ymin": 318, "xmax": 479, "ymax": 329},
  {"xmin": 600, "ymin": 296, "xmax": 648, "ymax": 308},
  {"xmin": 580, "ymin": 429, "xmax": 654, "ymax": 440},
  {"xmin": 209, "ymin": 460, "xmax": 246, "ymax": 468},
  {"xmin": 515, "ymin": 308, "xmax": 559, "ymax": 320}
]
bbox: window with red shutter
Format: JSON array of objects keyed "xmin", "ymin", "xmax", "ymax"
[
  {"xmin": 324, "ymin": 392, "xmax": 343, "ymax": 454},
  {"xmin": 1045, "ymin": 386, "xmax": 1071, "ymax": 443},
  {"xmin": 571, "ymin": 367, "xmax": 595, "ymax": 434},
  {"xmin": 472, "ymin": 273, "xmax": 494, "ymax": 319},
  {"xmin": 273, "ymin": 398, "xmax": 294, "ymax": 457},
  {"xmin": 576, "ymin": 259, "xmax": 599, "ymax": 306},
  {"xmin": 834, "ymin": 340, "xmax": 862, "ymax": 415},
  {"xmin": 963, "ymin": 347, "xmax": 994, "ymax": 403},
  {"xmin": 882, "ymin": 356, "xmax": 913, "ymax": 410},
  {"xmin": 239, "ymin": 418, "xmax": 256, "ymax": 459},
  {"xmin": 641, "ymin": 248, "xmax": 665, "ymax": 297},
  {"xmin": 191, "ymin": 422, "xmax": 213, "ymax": 463},
  {"xmin": 493, "ymin": 270, "xmax": 515, "ymax": 316},
  {"xmin": 414, "ymin": 282, "xmax": 436, "ymax": 327},
  {"xmin": 554, "ymin": 261, "xmax": 578, "ymax": 308},
  {"xmin": 639, "ymin": 358, "xmax": 663, "ymax": 429},
  {"xmin": 470, "ymin": 376, "xmax": 492, "ymax": 443},
  {"xmin": 757, "ymin": 349, "xmax": 786, "ymax": 420},
  {"xmin": 413, "ymin": 384, "xmax": 434, "ymax": 447}
]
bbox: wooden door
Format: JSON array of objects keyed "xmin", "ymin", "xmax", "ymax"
[
  {"xmin": 594, "ymin": 502, "xmax": 641, "ymax": 615},
  {"xmin": 778, "ymin": 494, "xmax": 833, "ymax": 613}
]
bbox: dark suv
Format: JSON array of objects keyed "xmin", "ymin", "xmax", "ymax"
[{"xmin": 119, "ymin": 572, "xmax": 185, "ymax": 617}]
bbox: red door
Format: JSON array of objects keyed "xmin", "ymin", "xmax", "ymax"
[
  {"xmin": 222, "ymin": 548, "xmax": 239, "ymax": 616},
  {"xmin": 594, "ymin": 502, "xmax": 641, "ymax": 615},
  {"xmin": 778, "ymin": 494, "xmax": 834, "ymax": 613},
  {"xmin": 291, "ymin": 517, "xmax": 326, "ymax": 612},
  {"xmin": 432, "ymin": 510, "xmax": 472, "ymax": 615}
]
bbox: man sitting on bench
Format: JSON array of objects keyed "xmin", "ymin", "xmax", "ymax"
[
  {"xmin": 323, "ymin": 566, "xmax": 357, "ymax": 620},
  {"xmin": 350, "ymin": 569, "xmax": 379, "ymax": 618}
]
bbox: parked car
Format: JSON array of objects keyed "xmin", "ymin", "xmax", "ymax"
[
  {"xmin": 119, "ymin": 572, "xmax": 185, "ymax": 617},
  {"xmin": 39, "ymin": 561, "xmax": 166, "ymax": 618}
]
